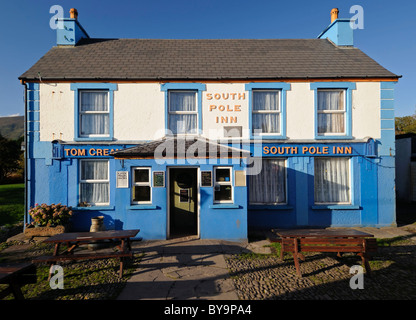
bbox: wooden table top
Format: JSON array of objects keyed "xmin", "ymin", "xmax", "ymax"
[
  {"xmin": 43, "ymin": 229, "xmax": 140, "ymax": 243},
  {"xmin": 274, "ymin": 228, "xmax": 374, "ymax": 238}
]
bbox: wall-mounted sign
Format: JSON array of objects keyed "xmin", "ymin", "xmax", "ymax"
[
  {"xmin": 206, "ymin": 91, "xmax": 246, "ymax": 124},
  {"xmin": 64, "ymin": 147, "xmax": 123, "ymax": 158},
  {"xmin": 261, "ymin": 143, "xmax": 356, "ymax": 157},
  {"xmin": 153, "ymin": 171, "xmax": 165, "ymax": 187},
  {"xmin": 201, "ymin": 171, "xmax": 212, "ymax": 187},
  {"xmin": 116, "ymin": 171, "xmax": 128, "ymax": 188}
]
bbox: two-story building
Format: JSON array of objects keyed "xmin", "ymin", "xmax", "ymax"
[{"xmin": 19, "ymin": 8, "xmax": 400, "ymax": 240}]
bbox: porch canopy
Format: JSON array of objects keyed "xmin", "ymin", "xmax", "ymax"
[{"xmin": 110, "ymin": 137, "xmax": 251, "ymax": 160}]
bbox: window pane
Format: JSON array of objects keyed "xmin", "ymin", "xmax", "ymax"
[
  {"xmin": 169, "ymin": 91, "xmax": 196, "ymax": 111},
  {"xmin": 214, "ymin": 185, "xmax": 232, "ymax": 201},
  {"xmin": 317, "ymin": 90, "xmax": 344, "ymax": 111},
  {"xmin": 80, "ymin": 91, "xmax": 108, "ymax": 112},
  {"xmin": 133, "ymin": 186, "xmax": 151, "ymax": 202},
  {"xmin": 249, "ymin": 159, "xmax": 286, "ymax": 204},
  {"xmin": 169, "ymin": 114, "xmax": 197, "ymax": 134},
  {"xmin": 134, "ymin": 169, "xmax": 149, "ymax": 183},
  {"xmin": 81, "ymin": 160, "xmax": 108, "ymax": 180},
  {"xmin": 317, "ymin": 113, "xmax": 345, "ymax": 134},
  {"xmin": 80, "ymin": 114, "xmax": 109, "ymax": 135},
  {"xmin": 80, "ymin": 182, "xmax": 109, "ymax": 204},
  {"xmin": 314, "ymin": 158, "xmax": 350, "ymax": 203},
  {"xmin": 253, "ymin": 91, "xmax": 279, "ymax": 111},
  {"xmin": 252, "ymin": 113, "xmax": 280, "ymax": 133},
  {"xmin": 216, "ymin": 168, "xmax": 230, "ymax": 182}
]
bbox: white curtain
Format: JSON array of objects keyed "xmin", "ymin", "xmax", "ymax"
[
  {"xmin": 169, "ymin": 91, "xmax": 197, "ymax": 134},
  {"xmin": 249, "ymin": 159, "xmax": 286, "ymax": 204},
  {"xmin": 317, "ymin": 90, "xmax": 344, "ymax": 134},
  {"xmin": 252, "ymin": 91, "xmax": 280, "ymax": 133},
  {"xmin": 80, "ymin": 160, "xmax": 109, "ymax": 204},
  {"xmin": 314, "ymin": 158, "xmax": 350, "ymax": 203},
  {"xmin": 80, "ymin": 91, "xmax": 109, "ymax": 135}
]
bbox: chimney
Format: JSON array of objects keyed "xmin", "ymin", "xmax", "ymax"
[
  {"xmin": 317, "ymin": 8, "xmax": 353, "ymax": 46},
  {"xmin": 69, "ymin": 8, "xmax": 78, "ymax": 20},
  {"xmin": 56, "ymin": 8, "xmax": 89, "ymax": 46},
  {"xmin": 330, "ymin": 8, "xmax": 339, "ymax": 23}
]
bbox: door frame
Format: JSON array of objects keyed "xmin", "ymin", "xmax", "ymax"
[{"xmin": 167, "ymin": 166, "xmax": 200, "ymax": 239}]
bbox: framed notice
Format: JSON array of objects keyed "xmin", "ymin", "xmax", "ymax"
[
  {"xmin": 180, "ymin": 189, "xmax": 190, "ymax": 203},
  {"xmin": 116, "ymin": 171, "xmax": 129, "ymax": 188},
  {"xmin": 201, "ymin": 171, "xmax": 212, "ymax": 187},
  {"xmin": 153, "ymin": 171, "xmax": 165, "ymax": 187}
]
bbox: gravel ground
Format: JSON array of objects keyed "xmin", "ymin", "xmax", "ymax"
[{"xmin": 225, "ymin": 239, "xmax": 416, "ymax": 300}]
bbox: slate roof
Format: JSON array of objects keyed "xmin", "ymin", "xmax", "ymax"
[
  {"xmin": 110, "ymin": 137, "xmax": 251, "ymax": 159},
  {"xmin": 19, "ymin": 38, "xmax": 399, "ymax": 81}
]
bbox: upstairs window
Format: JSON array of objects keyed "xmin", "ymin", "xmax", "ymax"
[
  {"xmin": 317, "ymin": 89, "xmax": 346, "ymax": 135},
  {"xmin": 252, "ymin": 90, "xmax": 280, "ymax": 135},
  {"xmin": 79, "ymin": 90, "xmax": 110, "ymax": 137},
  {"xmin": 168, "ymin": 91, "xmax": 197, "ymax": 135}
]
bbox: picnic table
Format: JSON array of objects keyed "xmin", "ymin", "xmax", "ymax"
[
  {"xmin": 272, "ymin": 229, "xmax": 378, "ymax": 277},
  {"xmin": 33, "ymin": 229, "xmax": 140, "ymax": 279},
  {"xmin": 0, "ymin": 262, "xmax": 37, "ymax": 300}
]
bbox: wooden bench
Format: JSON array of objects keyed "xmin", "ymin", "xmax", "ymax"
[
  {"xmin": 33, "ymin": 251, "xmax": 133, "ymax": 279},
  {"xmin": 0, "ymin": 263, "xmax": 37, "ymax": 300},
  {"xmin": 271, "ymin": 229, "xmax": 378, "ymax": 277}
]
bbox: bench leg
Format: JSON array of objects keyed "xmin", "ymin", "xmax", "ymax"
[
  {"xmin": 119, "ymin": 257, "xmax": 124, "ymax": 279},
  {"xmin": 358, "ymin": 253, "xmax": 372, "ymax": 276},
  {"xmin": 9, "ymin": 283, "xmax": 25, "ymax": 300},
  {"xmin": 293, "ymin": 238, "xmax": 302, "ymax": 277}
]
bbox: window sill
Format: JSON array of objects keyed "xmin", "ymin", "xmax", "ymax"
[
  {"xmin": 314, "ymin": 135, "xmax": 353, "ymax": 140},
  {"xmin": 73, "ymin": 206, "xmax": 115, "ymax": 211},
  {"xmin": 127, "ymin": 205, "xmax": 158, "ymax": 210},
  {"xmin": 311, "ymin": 205, "xmax": 361, "ymax": 210},
  {"xmin": 209, "ymin": 204, "xmax": 241, "ymax": 209},
  {"xmin": 248, "ymin": 205, "xmax": 293, "ymax": 210},
  {"xmin": 74, "ymin": 137, "xmax": 114, "ymax": 142},
  {"xmin": 251, "ymin": 135, "xmax": 286, "ymax": 140}
]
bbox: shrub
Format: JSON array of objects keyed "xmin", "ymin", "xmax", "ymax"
[{"xmin": 28, "ymin": 203, "xmax": 72, "ymax": 227}]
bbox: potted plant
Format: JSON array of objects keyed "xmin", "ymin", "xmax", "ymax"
[{"xmin": 24, "ymin": 203, "xmax": 73, "ymax": 238}]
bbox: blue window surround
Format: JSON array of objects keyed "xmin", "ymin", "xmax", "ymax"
[
  {"xmin": 310, "ymin": 82, "xmax": 356, "ymax": 140},
  {"xmin": 161, "ymin": 83, "xmax": 206, "ymax": 135},
  {"xmin": 70, "ymin": 83, "xmax": 118, "ymax": 141},
  {"xmin": 245, "ymin": 83, "xmax": 291, "ymax": 140}
]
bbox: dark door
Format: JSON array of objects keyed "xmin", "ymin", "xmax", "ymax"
[{"xmin": 169, "ymin": 168, "xmax": 198, "ymax": 238}]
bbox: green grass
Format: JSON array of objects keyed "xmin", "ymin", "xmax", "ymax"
[{"xmin": 0, "ymin": 183, "xmax": 24, "ymax": 226}]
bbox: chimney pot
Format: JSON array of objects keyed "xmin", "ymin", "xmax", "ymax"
[
  {"xmin": 70, "ymin": 8, "xmax": 78, "ymax": 20},
  {"xmin": 330, "ymin": 8, "xmax": 339, "ymax": 23}
]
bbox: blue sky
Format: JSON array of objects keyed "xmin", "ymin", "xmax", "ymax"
[{"xmin": 0, "ymin": 0, "xmax": 414, "ymax": 117}]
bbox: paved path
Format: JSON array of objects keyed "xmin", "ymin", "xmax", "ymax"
[{"xmin": 117, "ymin": 237, "xmax": 256, "ymax": 300}]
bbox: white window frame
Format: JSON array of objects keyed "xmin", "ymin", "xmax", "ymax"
[
  {"xmin": 249, "ymin": 158, "xmax": 287, "ymax": 205},
  {"xmin": 314, "ymin": 157, "xmax": 351, "ymax": 205},
  {"xmin": 252, "ymin": 89, "xmax": 281, "ymax": 136},
  {"xmin": 79, "ymin": 159, "xmax": 110, "ymax": 206},
  {"xmin": 168, "ymin": 90, "xmax": 198, "ymax": 135},
  {"xmin": 131, "ymin": 167, "xmax": 152, "ymax": 205},
  {"xmin": 214, "ymin": 167, "xmax": 233, "ymax": 204},
  {"xmin": 79, "ymin": 90, "xmax": 110, "ymax": 138},
  {"xmin": 317, "ymin": 89, "xmax": 346, "ymax": 136}
]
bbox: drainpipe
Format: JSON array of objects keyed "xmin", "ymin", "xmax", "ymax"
[{"xmin": 21, "ymin": 80, "xmax": 28, "ymax": 229}]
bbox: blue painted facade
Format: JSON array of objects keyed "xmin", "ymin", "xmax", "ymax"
[{"xmin": 24, "ymin": 79, "xmax": 398, "ymax": 240}]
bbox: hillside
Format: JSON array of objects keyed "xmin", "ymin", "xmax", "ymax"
[{"xmin": 0, "ymin": 116, "xmax": 24, "ymax": 140}]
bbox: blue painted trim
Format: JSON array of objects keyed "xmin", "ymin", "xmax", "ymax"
[
  {"xmin": 160, "ymin": 83, "xmax": 206, "ymax": 135},
  {"xmin": 73, "ymin": 206, "xmax": 115, "ymax": 211},
  {"xmin": 209, "ymin": 204, "xmax": 241, "ymax": 209},
  {"xmin": 380, "ymin": 82, "xmax": 397, "ymax": 89},
  {"xmin": 380, "ymin": 90, "xmax": 394, "ymax": 99},
  {"xmin": 71, "ymin": 83, "xmax": 118, "ymax": 141},
  {"xmin": 311, "ymin": 205, "xmax": 361, "ymax": 210},
  {"xmin": 310, "ymin": 82, "xmax": 355, "ymax": 139},
  {"xmin": 245, "ymin": 83, "xmax": 291, "ymax": 140},
  {"xmin": 248, "ymin": 205, "xmax": 293, "ymax": 210},
  {"xmin": 127, "ymin": 205, "xmax": 158, "ymax": 210},
  {"xmin": 381, "ymin": 119, "xmax": 395, "ymax": 129}
]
